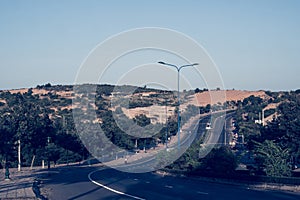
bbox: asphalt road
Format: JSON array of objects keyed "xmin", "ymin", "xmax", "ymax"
[
  {"xmin": 95, "ymin": 114, "xmax": 214, "ymax": 173},
  {"xmin": 216, "ymin": 112, "xmax": 235, "ymax": 145},
  {"xmin": 40, "ymin": 113, "xmax": 300, "ymax": 200},
  {"xmin": 42, "ymin": 166, "xmax": 300, "ymax": 200},
  {"xmin": 114, "ymin": 114, "xmax": 222, "ymax": 173}
]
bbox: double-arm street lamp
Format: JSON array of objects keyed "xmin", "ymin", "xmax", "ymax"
[{"xmin": 158, "ymin": 61, "xmax": 199, "ymax": 150}]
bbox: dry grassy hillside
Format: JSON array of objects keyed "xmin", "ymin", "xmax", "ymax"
[
  {"xmin": 3, "ymin": 86, "xmax": 270, "ymax": 123},
  {"xmin": 6, "ymin": 88, "xmax": 267, "ymax": 105},
  {"xmin": 115, "ymin": 90, "xmax": 268, "ymax": 121},
  {"xmin": 189, "ymin": 90, "xmax": 267, "ymax": 107}
]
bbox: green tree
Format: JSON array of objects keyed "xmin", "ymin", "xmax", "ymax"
[
  {"xmin": 254, "ymin": 140, "xmax": 291, "ymax": 177},
  {"xmin": 133, "ymin": 114, "xmax": 151, "ymax": 127},
  {"xmin": 0, "ymin": 113, "xmax": 16, "ymax": 165},
  {"xmin": 201, "ymin": 146, "xmax": 238, "ymax": 175},
  {"xmin": 46, "ymin": 143, "xmax": 62, "ymax": 167}
]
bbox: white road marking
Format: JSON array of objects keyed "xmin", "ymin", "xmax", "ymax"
[
  {"xmin": 88, "ymin": 169, "xmax": 145, "ymax": 200},
  {"xmin": 197, "ymin": 191, "xmax": 209, "ymax": 195}
]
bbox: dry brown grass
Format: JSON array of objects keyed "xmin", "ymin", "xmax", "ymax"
[
  {"xmin": 3, "ymin": 88, "xmax": 272, "ymax": 122},
  {"xmin": 190, "ymin": 90, "xmax": 267, "ymax": 107}
]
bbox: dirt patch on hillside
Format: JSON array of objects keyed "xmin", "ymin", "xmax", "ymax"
[
  {"xmin": 0, "ymin": 99, "xmax": 6, "ymax": 104},
  {"xmin": 121, "ymin": 105, "xmax": 175, "ymax": 123},
  {"xmin": 264, "ymin": 102, "xmax": 279, "ymax": 110},
  {"xmin": 121, "ymin": 90, "xmax": 268, "ymax": 121},
  {"xmin": 8, "ymin": 88, "xmax": 28, "ymax": 94},
  {"xmin": 7, "ymin": 88, "xmax": 74, "ymax": 99},
  {"xmin": 190, "ymin": 90, "xmax": 267, "ymax": 106}
]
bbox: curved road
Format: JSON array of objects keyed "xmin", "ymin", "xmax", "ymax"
[
  {"xmin": 40, "ymin": 113, "xmax": 300, "ymax": 199},
  {"xmin": 42, "ymin": 166, "xmax": 300, "ymax": 200}
]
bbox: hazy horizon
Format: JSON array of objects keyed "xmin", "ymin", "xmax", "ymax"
[{"xmin": 1, "ymin": 82, "xmax": 298, "ymax": 93}]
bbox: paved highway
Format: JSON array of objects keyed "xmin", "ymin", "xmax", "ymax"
[
  {"xmin": 97, "ymin": 114, "xmax": 214, "ymax": 173},
  {"xmin": 42, "ymin": 166, "xmax": 300, "ymax": 200},
  {"xmin": 40, "ymin": 113, "xmax": 300, "ymax": 199},
  {"xmin": 216, "ymin": 112, "xmax": 235, "ymax": 145},
  {"xmin": 108, "ymin": 113, "xmax": 225, "ymax": 173}
]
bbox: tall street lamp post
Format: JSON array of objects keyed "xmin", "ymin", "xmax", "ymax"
[{"xmin": 158, "ymin": 61, "xmax": 198, "ymax": 150}]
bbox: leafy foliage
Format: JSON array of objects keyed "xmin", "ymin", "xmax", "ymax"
[
  {"xmin": 254, "ymin": 140, "xmax": 291, "ymax": 177},
  {"xmin": 0, "ymin": 89, "xmax": 85, "ymax": 167},
  {"xmin": 200, "ymin": 146, "xmax": 238, "ymax": 174},
  {"xmin": 234, "ymin": 90, "xmax": 300, "ymax": 176}
]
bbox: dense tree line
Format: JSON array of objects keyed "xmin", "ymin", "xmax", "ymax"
[
  {"xmin": 0, "ymin": 89, "xmax": 85, "ymax": 168},
  {"xmin": 164, "ymin": 91, "xmax": 300, "ymax": 179},
  {"xmin": 0, "ymin": 84, "xmax": 181, "ymax": 168},
  {"xmin": 4, "ymin": 84, "xmax": 298, "ymax": 179},
  {"xmin": 234, "ymin": 91, "xmax": 300, "ymax": 177}
]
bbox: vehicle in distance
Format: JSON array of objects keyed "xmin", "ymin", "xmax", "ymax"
[{"xmin": 205, "ymin": 122, "xmax": 212, "ymax": 130}]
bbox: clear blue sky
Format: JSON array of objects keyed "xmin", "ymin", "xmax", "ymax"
[{"xmin": 0, "ymin": 0, "xmax": 299, "ymax": 91}]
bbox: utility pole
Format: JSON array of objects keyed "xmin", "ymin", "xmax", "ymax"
[
  {"xmin": 224, "ymin": 119, "xmax": 226, "ymax": 145},
  {"xmin": 262, "ymin": 109, "xmax": 265, "ymax": 126},
  {"xmin": 18, "ymin": 140, "xmax": 21, "ymax": 172},
  {"xmin": 47, "ymin": 136, "xmax": 51, "ymax": 169},
  {"xmin": 165, "ymin": 104, "xmax": 168, "ymax": 149},
  {"xmin": 63, "ymin": 115, "xmax": 69, "ymax": 165},
  {"xmin": 135, "ymin": 139, "xmax": 138, "ymax": 153}
]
